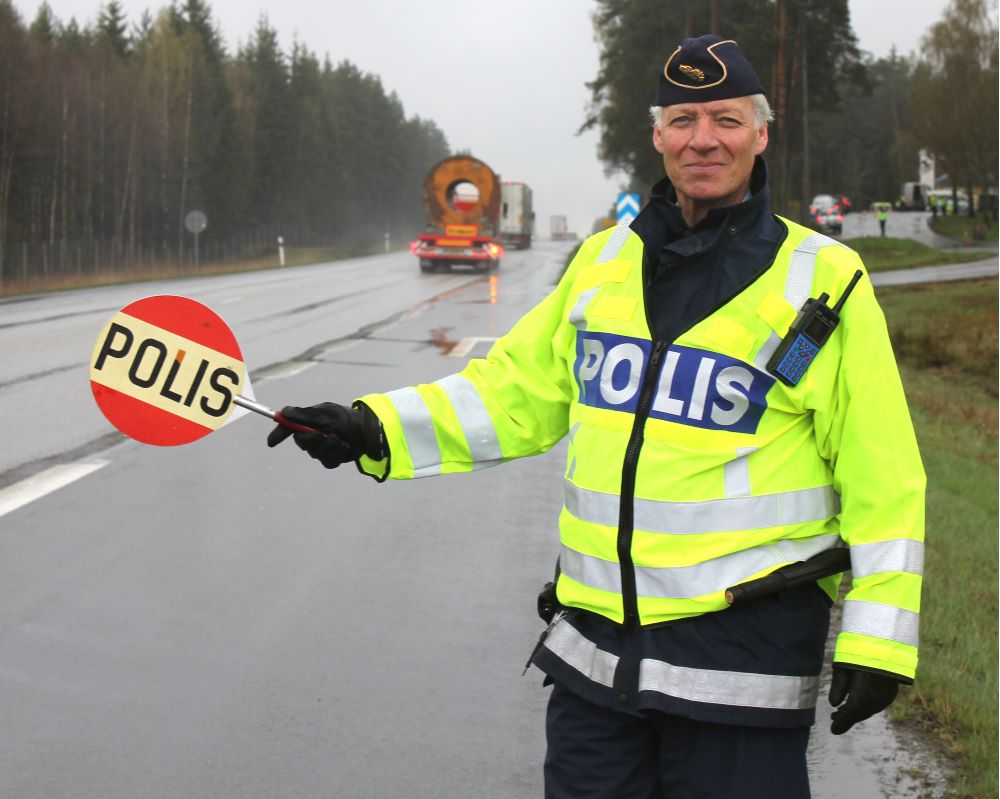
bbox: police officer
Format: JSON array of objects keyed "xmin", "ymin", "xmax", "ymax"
[
  {"xmin": 267, "ymin": 35, "xmax": 925, "ymax": 798},
  {"xmin": 877, "ymin": 202, "xmax": 889, "ymax": 236}
]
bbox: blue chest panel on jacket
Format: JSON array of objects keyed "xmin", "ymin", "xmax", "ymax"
[{"xmin": 573, "ymin": 330, "xmax": 775, "ymax": 434}]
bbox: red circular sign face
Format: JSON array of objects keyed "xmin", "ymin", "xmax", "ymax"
[{"xmin": 89, "ymin": 295, "xmax": 246, "ymax": 446}]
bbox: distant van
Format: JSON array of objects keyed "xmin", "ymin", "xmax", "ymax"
[{"xmin": 898, "ymin": 182, "xmax": 931, "ymax": 211}]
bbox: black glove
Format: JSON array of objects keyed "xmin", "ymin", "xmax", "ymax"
[
  {"xmin": 266, "ymin": 402, "xmax": 386, "ymax": 469},
  {"xmin": 828, "ymin": 664, "xmax": 900, "ymax": 735}
]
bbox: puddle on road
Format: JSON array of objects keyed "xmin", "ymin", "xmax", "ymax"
[
  {"xmin": 427, "ymin": 326, "xmax": 458, "ymax": 355},
  {"xmin": 809, "ymin": 622, "xmax": 951, "ymax": 798}
]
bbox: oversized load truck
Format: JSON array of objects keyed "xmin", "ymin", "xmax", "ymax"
[
  {"xmin": 498, "ymin": 181, "xmax": 534, "ymax": 249},
  {"xmin": 411, "ymin": 155, "xmax": 504, "ymax": 273}
]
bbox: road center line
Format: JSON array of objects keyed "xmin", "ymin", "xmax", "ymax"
[{"xmin": 0, "ymin": 460, "xmax": 110, "ymax": 519}]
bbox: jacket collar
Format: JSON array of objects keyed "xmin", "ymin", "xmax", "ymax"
[{"xmin": 647, "ymin": 156, "xmax": 771, "ymax": 248}]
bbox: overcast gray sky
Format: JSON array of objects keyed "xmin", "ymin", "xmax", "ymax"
[{"xmin": 17, "ymin": 0, "xmax": 954, "ymax": 237}]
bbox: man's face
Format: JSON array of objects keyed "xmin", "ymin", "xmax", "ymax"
[{"xmin": 652, "ymin": 96, "xmax": 768, "ymax": 214}]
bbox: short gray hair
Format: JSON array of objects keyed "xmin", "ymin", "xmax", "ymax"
[{"xmin": 650, "ymin": 94, "xmax": 774, "ymax": 128}]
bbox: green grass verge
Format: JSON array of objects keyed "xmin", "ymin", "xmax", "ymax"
[
  {"xmin": 877, "ymin": 278, "xmax": 998, "ymax": 799},
  {"xmin": 930, "ymin": 215, "xmax": 999, "ymax": 244},
  {"xmin": 846, "ymin": 237, "xmax": 992, "ymax": 272}
]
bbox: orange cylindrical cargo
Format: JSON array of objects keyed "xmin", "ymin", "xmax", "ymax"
[{"xmin": 421, "ymin": 156, "xmax": 501, "ymax": 233}]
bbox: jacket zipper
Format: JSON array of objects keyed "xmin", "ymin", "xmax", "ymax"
[
  {"xmin": 616, "ymin": 218, "xmax": 788, "ymax": 630},
  {"xmin": 617, "ymin": 338, "xmax": 667, "ymax": 629}
]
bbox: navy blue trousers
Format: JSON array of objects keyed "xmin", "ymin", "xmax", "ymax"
[{"xmin": 544, "ymin": 682, "xmax": 812, "ymax": 799}]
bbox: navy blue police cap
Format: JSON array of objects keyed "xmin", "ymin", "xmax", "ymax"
[{"xmin": 656, "ymin": 35, "xmax": 766, "ymax": 105}]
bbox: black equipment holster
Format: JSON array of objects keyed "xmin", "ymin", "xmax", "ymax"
[{"xmin": 536, "ymin": 559, "xmax": 562, "ymax": 623}]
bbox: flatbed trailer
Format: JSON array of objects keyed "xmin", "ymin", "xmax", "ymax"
[{"xmin": 412, "ymin": 225, "xmax": 503, "ymax": 272}]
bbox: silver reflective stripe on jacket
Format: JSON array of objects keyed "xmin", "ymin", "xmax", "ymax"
[
  {"xmin": 850, "ymin": 538, "xmax": 924, "ymax": 579},
  {"xmin": 569, "ymin": 287, "xmax": 599, "ymax": 330},
  {"xmin": 756, "ymin": 232, "xmax": 842, "ymax": 371},
  {"xmin": 566, "ymin": 423, "xmax": 581, "ymax": 480},
  {"xmin": 596, "ymin": 224, "xmax": 632, "ymax": 264},
  {"xmin": 723, "ymin": 447, "xmax": 758, "ymax": 497},
  {"xmin": 559, "ymin": 534, "xmax": 842, "ymax": 600},
  {"xmin": 542, "ymin": 617, "xmax": 619, "ymax": 687},
  {"xmin": 384, "ymin": 387, "xmax": 441, "ymax": 477},
  {"xmin": 541, "ymin": 617, "xmax": 821, "ymax": 709},
  {"xmin": 565, "ymin": 480, "xmax": 840, "ymax": 535},
  {"xmin": 568, "ymin": 225, "xmax": 633, "ymax": 330},
  {"xmin": 433, "ymin": 374, "xmax": 503, "ymax": 468},
  {"xmin": 638, "ymin": 658, "xmax": 821, "ymax": 710},
  {"xmin": 841, "ymin": 599, "xmax": 920, "ymax": 648}
]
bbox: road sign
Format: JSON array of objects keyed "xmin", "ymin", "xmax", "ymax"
[
  {"xmin": 616, "ymin": 193, "xmax": 640, "ymax": 225},
  {"xmin": 90, "ymin": 295, "xmax": 248, "ymax": 446},
  {"xmin": 184, "ymin": 211, "xmax": 207, "ymax": 234},
  {"xmin": 184, "ymin": 211, "xmax": 207, "ymax": 269}
]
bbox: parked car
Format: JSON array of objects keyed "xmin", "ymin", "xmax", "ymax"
[
  {"xmin": 809, "ymin": 194, "xmax": 843, "ymax": 234},
  {"xmin": 809, "ymin": 193, "xmax": 849, "ymax": 215},
  {"xmin": 809, "ymin": 194, "xmax": 837, "ymax": 215},
  {"xmin": 815, "ymin": 210, "xmax": 844, "ymax": 235}
]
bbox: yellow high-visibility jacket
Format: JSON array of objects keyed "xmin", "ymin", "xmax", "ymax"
[{"xmin": 358, "ymin": 220, "xmax": 925, "ymax": 682}]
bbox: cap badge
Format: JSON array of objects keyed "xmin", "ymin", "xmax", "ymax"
[
  {"xmin": 663, "ymin": 39, "xmax": 738, "ymax": 91},
  {"xmin": 679, "ymin": 65, "xmax": 705, "ymax": 82}
]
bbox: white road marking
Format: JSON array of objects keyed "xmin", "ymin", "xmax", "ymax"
[
  {"xmin": 0, "ymin": 459, "xmax": 110, "ymax": 519},
  {"xmin": 448, "ymin": 337, "xmax": 499, "ymax": 357}
]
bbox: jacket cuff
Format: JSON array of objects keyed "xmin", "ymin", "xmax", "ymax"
[
  {"xmin": 831, "ymin": 661, "xmax": 914, "ymax": 685},
  {"xmin": 834, "ymin": 631, "xmax": 917, "ymax": 682}
]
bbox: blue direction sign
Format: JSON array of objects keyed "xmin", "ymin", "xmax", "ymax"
[{"xmin": 616, "ymin": 193, "xmax": 640, "ymax": 225}]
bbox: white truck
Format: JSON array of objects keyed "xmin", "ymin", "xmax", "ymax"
[
  {"xmin": 550, "ymin": 214, "xmax": 568, "ymax": 241},
  {"xmin": 498, "ymin": 181, "xmax": 534, "ymax": 249},
  {"xmin": 899, "ymin": 181, "xmax": 931, "ymax": 211}
]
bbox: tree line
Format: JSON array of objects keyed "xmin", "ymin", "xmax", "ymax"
[
  {"xmin": 0, "ymin": 0, "xmax": 450, "ymax": 283},
  {"xmin": 583, "ymin": 0, "xmax": 998, "ymax": 220}
]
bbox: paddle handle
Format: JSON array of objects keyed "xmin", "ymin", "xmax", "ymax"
[{"xmin": 233, "ymin": 395, "xmax": 318, "ymax": 434}]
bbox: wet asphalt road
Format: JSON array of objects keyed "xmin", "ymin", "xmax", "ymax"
[{"xmin": 0, "ymin": 234, "xmax": 966, "ymax": 797}]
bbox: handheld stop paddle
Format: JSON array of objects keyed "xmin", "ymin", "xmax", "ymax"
[{"xmin": 89, "ymin": 294, "xmax": 316, "ymax": 445}]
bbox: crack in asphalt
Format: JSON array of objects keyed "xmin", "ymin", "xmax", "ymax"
[
  {"xmin": 243, "ymin": 285, "xmax": 386, "ymax": 323},
  {"xmin": 0, "ymin": 305, "xmax": 124, "ymax": 330},
  {"xmin": 0, "ymin": 362, "xmax": 84, "ymax": 391}
]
